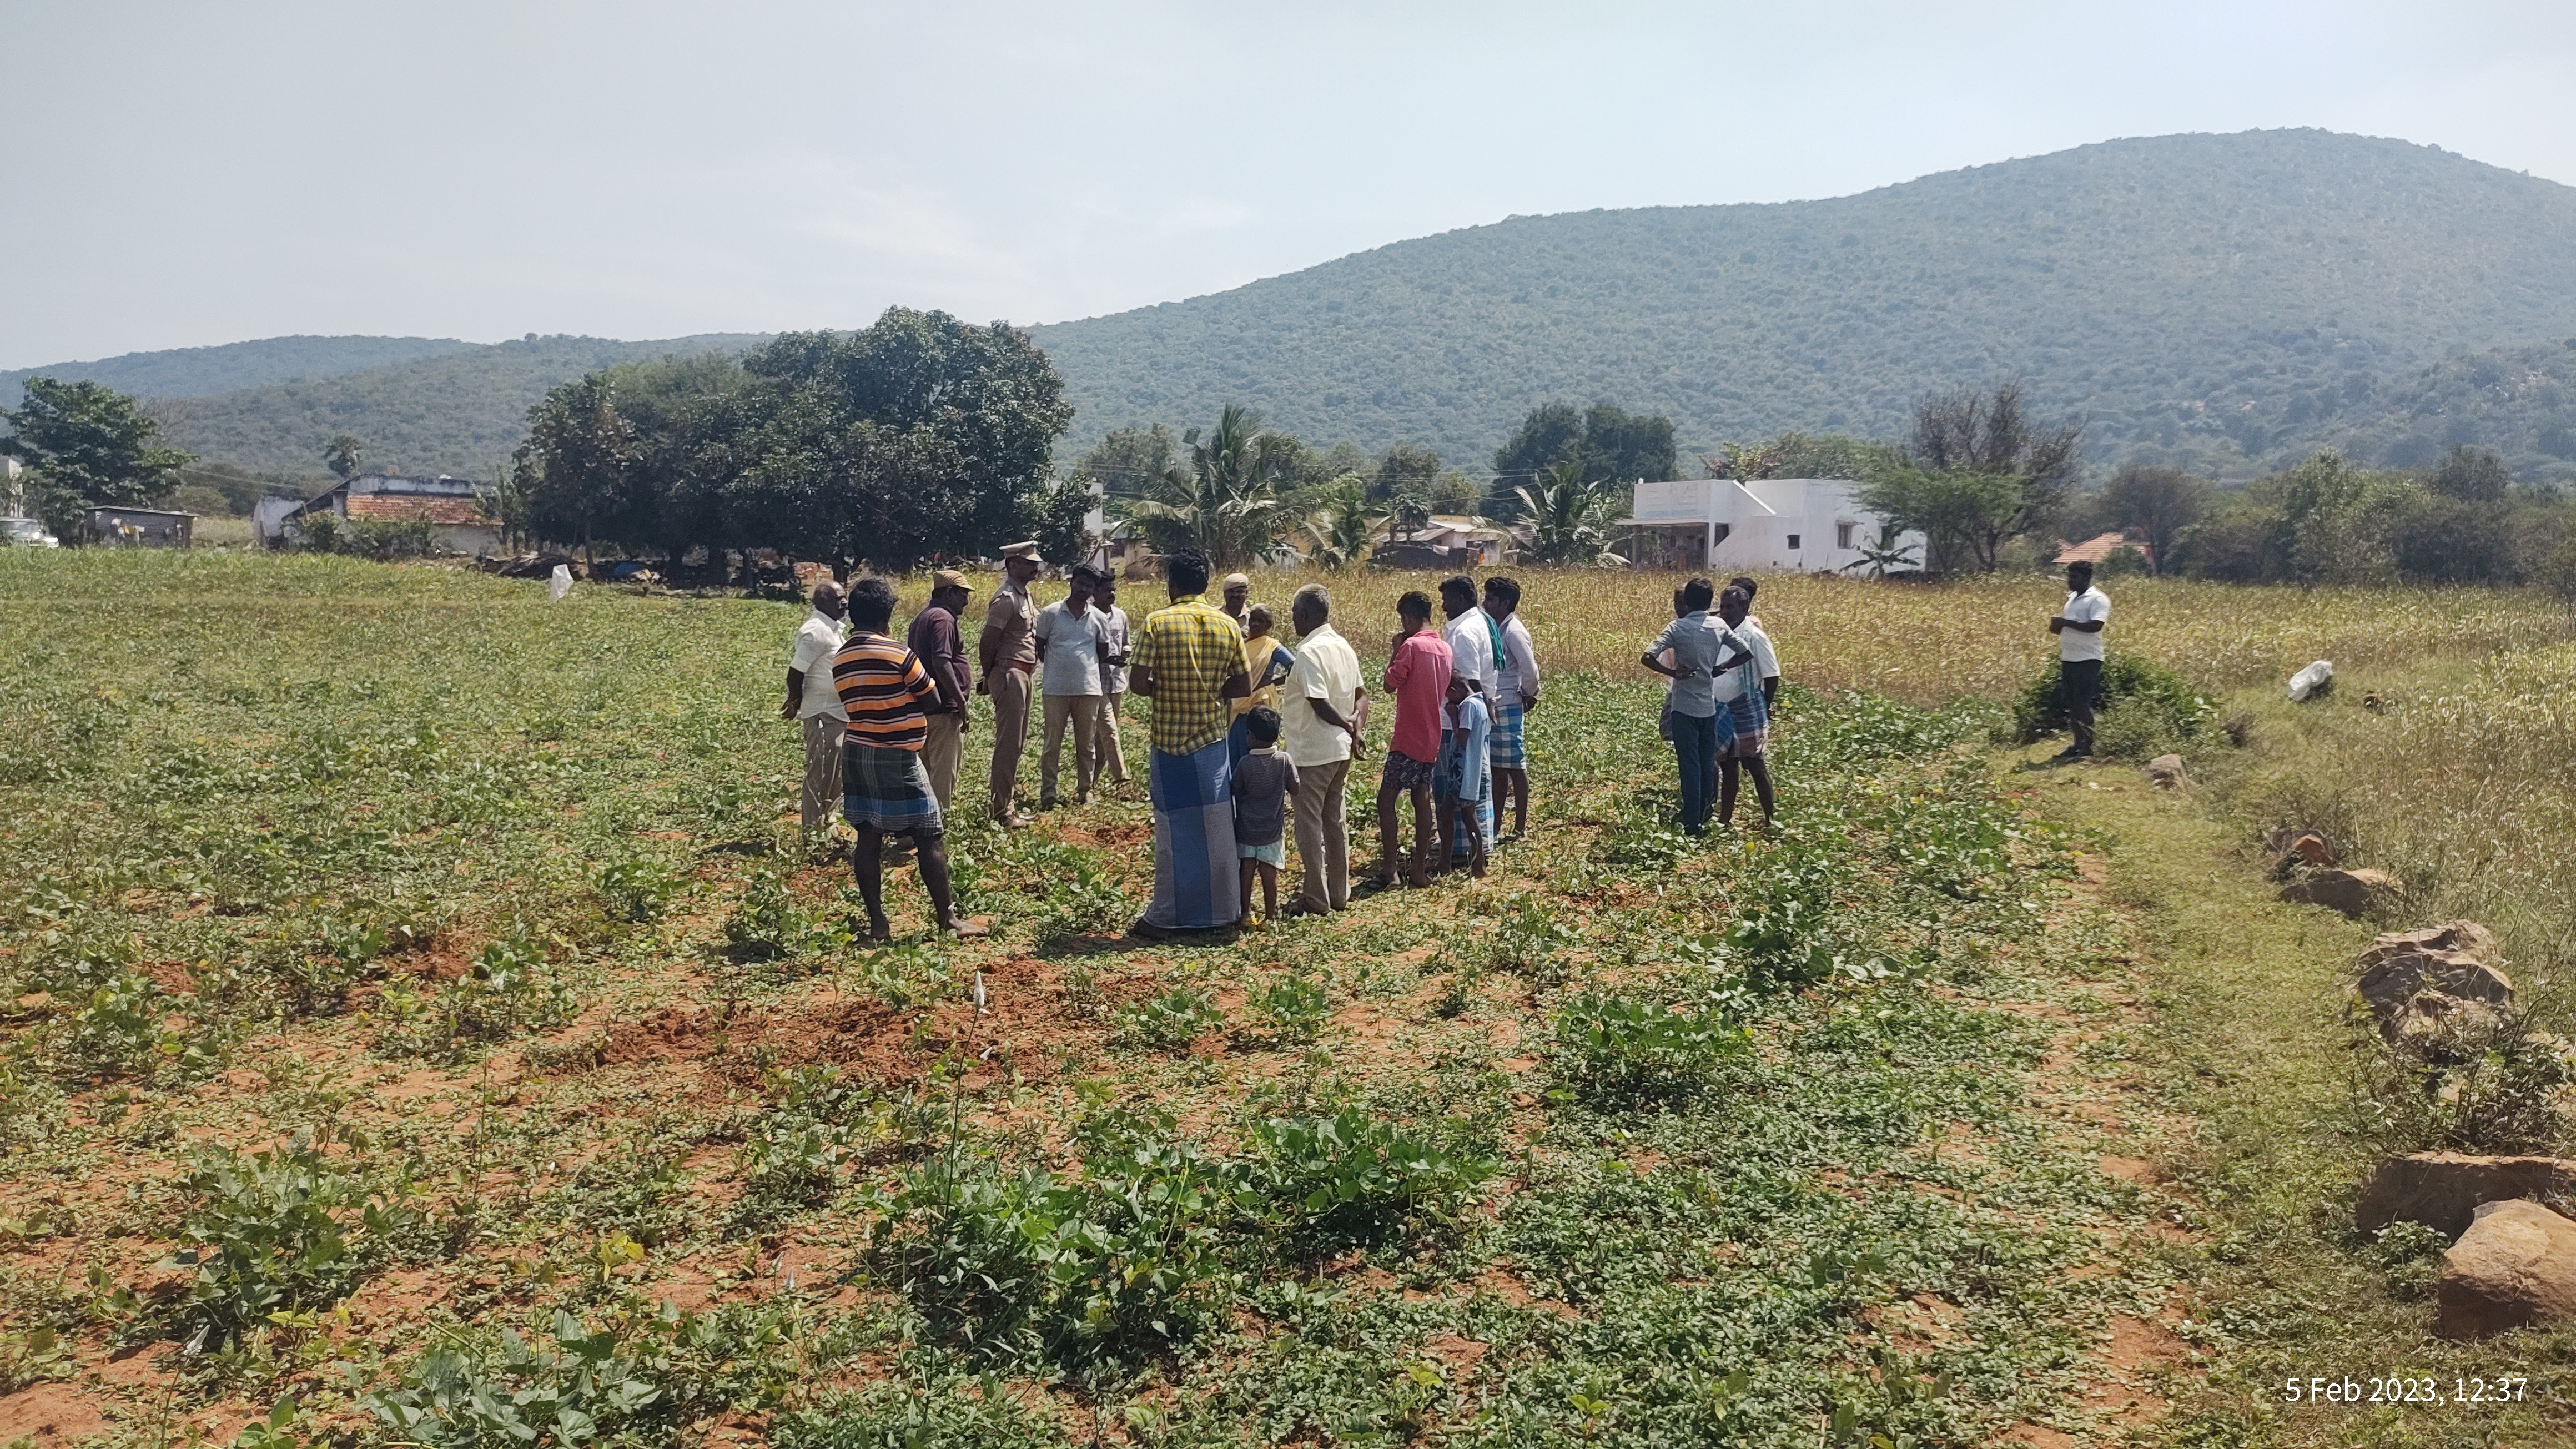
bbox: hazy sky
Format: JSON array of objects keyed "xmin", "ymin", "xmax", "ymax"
[{"xmin": 6, "ymin": 1, "xmax": 2575, "ymax": 370}]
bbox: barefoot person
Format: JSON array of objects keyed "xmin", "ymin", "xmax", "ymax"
[
  {"xmin": 1232, "ymin": 706, "xmax": 1298, "ymax": 923},
  {"xmin": 1480, "ymin": 575, "xmax": 1541, "ymax": 839},
  {"xmin": 1129, "ymin": 550, "xmax": 1252, "ymax": 935},
  {"xmin": 1714, "ymin": 585, "xmax": 1778, "ymax": 828},
  {"xmin": 832, "ymin": 577, "xmax": 983, "ymax": 940},
  {"xmin": 1376, "ymin": 591, "xmax": 1451, "ymax": 888},
  {"xmin": 2049, "ymin": 560, "xmax": 2109, "ymax": 761},
  {"xmin": 781, "ymin": 580, "xmax": 847, "ymax": 854},
  {"xmin": 1435, "ymin": 676, "xmax": 1491, "ymax": 879},
  {"xmin": 1641, "ymin": 576, "xmax": 1752, "ymax": 836}
]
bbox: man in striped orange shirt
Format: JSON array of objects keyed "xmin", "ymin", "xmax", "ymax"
[{"xmin": 832, "ymin": 576, "xmax": 984, "ymax": 941}]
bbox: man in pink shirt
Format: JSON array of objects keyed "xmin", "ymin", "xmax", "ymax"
[{"xmin": 1375, "ymin": 590, "xmax": 1452, "ymax": 889}]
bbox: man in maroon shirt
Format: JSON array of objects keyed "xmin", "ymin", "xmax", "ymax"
[
  {"xmin": 1374, "ymin": 590, "xmax": 1451, "ymax": 890},
  {"xmin": 907, "ymin": 569, "xmax": 975, "ymax": 814}
]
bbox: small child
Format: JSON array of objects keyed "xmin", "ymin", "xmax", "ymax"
[
  {"xmin": 1434, "ymin": 676, "xmax": 1491, "ymax": 879},
  {"xmin": 1232, "ymin": 705, "xmax": 1300, "ymax": 922}
]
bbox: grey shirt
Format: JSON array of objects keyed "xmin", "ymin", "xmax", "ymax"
[
  {"xmin": 1231, "ymin": 748, "xmax": 1299, "ymax": 847},
  {"xmin": 1651, "ymin": 611, "xmax": 1746, "ymax": 719}
]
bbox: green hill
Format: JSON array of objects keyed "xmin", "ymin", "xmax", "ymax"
[
  {"xmin": 136, "ymin": 334, "xmax": 771, "ymax": 480},
  {"xmin": 14, "ymin": 129, "xmax": 2576, "ymax": 486},
  {"xmin": 0, "ymin": 335, "xmax": 482, "ymax": 409},
  {"xmin": 1027, "ymin": 128, "xmax": 2576, "ymax": 481}
]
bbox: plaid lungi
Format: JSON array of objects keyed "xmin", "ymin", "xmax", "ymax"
[
  {"xmin": 842, "ymin": 741, "xmax": 944, "ymax": 838},
  {"xmin": 1724, "ymin": 692, "xmax": 1769, "ymax": 760},
  {"xmin": 1489, "ymin": 702, "xmax": 1527, "ymax": 771},
  {"xmin": 1146, "ymin": 739, "xmax": 1240, "ymax": 929}
]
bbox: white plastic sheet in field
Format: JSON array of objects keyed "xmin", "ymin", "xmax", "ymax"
[
  {"xmin": 2287, "ymin": 659, "xmax": 2333, "ymax": 702},
  {"xmin": 549, "ymin": 564, "xmax": 573, "ymax": 602}
]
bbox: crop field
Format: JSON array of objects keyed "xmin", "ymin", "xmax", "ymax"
[{"xmin": 3, "ymin": 551, "xmax": 2574, "ymax": 1448}]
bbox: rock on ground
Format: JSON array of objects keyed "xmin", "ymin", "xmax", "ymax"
[
  {"xmin": 2144, "ymin": 754, "xmax": 2189, "ymax": 788},
  {"xmin": 2280, "ymin": 867, "xmax": 2401, "ymax": 918},
  {"xmin": 2355, "ymin": 948, "xmax": 2513, "ymax": 1035},
  {"xmin": 2437, "ymin": 1199, "xmax": 2576, "ymax": 1339},
  {"xmin": 2358, "ymin": 1153, "xmax": 2576, "ymax": 1239},
  {"xmin": 2266, "ymin": 826, "xmax": 2337, "ymax": 868},
  {"xmin": 2358, "ymin": 921, "xmax": 2500, "ymax": 971}
]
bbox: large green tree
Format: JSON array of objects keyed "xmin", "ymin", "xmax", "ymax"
[
  {"xmin": 1488, "ymin": 401, "xmax": 1676, "ymax": 517},
  {"xmin": 2092, "ymin": 464, "xmax": 2212, "ymax": 576},
  {"xmin": 1890, "ymin": 382, "xmax": 2082, "ymax": 571},
  {"xmin": 1115, "ymin": 404, "xmax": 1295, "ymax": 569},
  {"xmin": 1, "ymin": 377, "xmax": 195, "ymax": 537}
]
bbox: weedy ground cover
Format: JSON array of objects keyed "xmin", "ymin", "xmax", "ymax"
[{"xmin": 2, "ymin": 550, "xmax": 2570, "ymax": 1448}]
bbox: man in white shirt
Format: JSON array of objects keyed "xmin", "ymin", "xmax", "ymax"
[
  {"xmin": 779, "ymin": 580, "xmax": 847, "ymax": 852},
  {"xmin": 2049, "ymin": 560, "xmax": 2109, "ymax": 760},
  {"xmin": 1480, "ymin": 575, "xmax": 1542, "ymax": 838},
  {"xmin": 1281, "ymin": 584, "xmax": 1368, "ymax": 915},
  {"xmin": 1032, "ymin": 564, "xmax": 1112, "ymax": 808},
  {"xmin": 1088, "ymin": 575, "xmax": 1132, "ymax": 787},
  {"xmin": 1438, "ymin": 575, "xmax": 1496, "ymax": 699}
]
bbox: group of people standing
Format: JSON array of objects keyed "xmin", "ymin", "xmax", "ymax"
[{"xmin": 786, "ymin": 546, "xmax": 1551, "ymax": 940}]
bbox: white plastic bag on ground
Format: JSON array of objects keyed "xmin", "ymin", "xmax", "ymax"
[
  {"xmin": 549, "ymin": 564, "xmax": 573, "ymax": 602},
  {"xmin": 2287, "ymin": 659, "xmax": 2333, "ymax": 702}
]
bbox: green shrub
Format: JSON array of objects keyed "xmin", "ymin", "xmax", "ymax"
[
  {"xmin": 1115, "ymin": 987, "xmax": 1219, "ymax": 1052},
  {"xmin": 1549, "ymin": 992, "xmax": 1750, "ymax": 1108},
  {"xmin": 2011, "ymin": 652, "xmax": 2215, "ymax": 748},
  {"xmin": 1471, "ymin": 893, "xmax": 1579, "ymax": 982},
  {"xmin": 1237, "ymin": 973, "xmax": 1330, "ymax": 1047},
  {"xmin": 1033, "ymin": 862, "xmax": 1128, "ymax": 946},
  {"xmin": 373, "ymin": 935, "xmax": 574, "ymax": 1061},
  {"xmin": 169, "ymin": 1136, "xmax": 417, "ymax": 1346},
  {"xmin": 777, "ymin": 1371, "xmax": 1069, "ymax": 1449},
  {"xmin": 1246, "ymin": 1109, "xmax": 1497, "ymax": 1252},
  {"xmin": 594, "ymin": 859, "xmax": 676, "ymax": 923}
]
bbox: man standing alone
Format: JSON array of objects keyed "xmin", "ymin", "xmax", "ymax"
[
  {"xmin": 1130, "ymin": 549, "xmax": 1251, "ymax": 936},
  {"xmin": 1480, "ymin": 575, "xmax": 1540, "ymax": 839},
  {"xmin": 979, "ymin": 541, "xmax": 1043, "ymax": 827},
  {"xmin": 781, "ymin": 580, "xmax": 847, "ymax": 855},
  {"xmin": 906, "ymin": 570, "xmax": 974, "ymax": 816},
  {"xmin": 2049, "ymin": 560, "xmax": 2109, "ymax": 761},
  {"xmin": 1281, "ymin": 584, "xmax": 1366, "ymax": 915}
]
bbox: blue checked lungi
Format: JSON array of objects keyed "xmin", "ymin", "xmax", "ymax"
[
  {"xmin": 1146, "ymin": 739, "xmax": 1240, "ymax": 929},
  {"xmin": 1724, "ymin": 687, "xmax": 1769, "ymax": 760},
  {"xmin": 1489, "ymin": 702, "xmax": 1527, "ymax": 772},
  {"xmin": 842, "ymin": 742, "xmax": 944, "ymax": 838},
  {"xmin": 1433, "ymin": 733, "xmax": 1495, "ymax": 859}
]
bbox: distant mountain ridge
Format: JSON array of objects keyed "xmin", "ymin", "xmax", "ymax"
[
  {"xmin": 0, "ymin": 335, "xmax": 483, "ymax": 407},
  {"xmin": 11, "ymin": 129, "xmax": 2576, "ymax": 485}
]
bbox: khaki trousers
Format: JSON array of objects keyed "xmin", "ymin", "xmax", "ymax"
[
  {"xmin": 919, "ymin": 711, "xmax": 964, "ymax": 815},
  {"xmin": 988, "ymin": 665, "xmax": 1033, "ymax": 821},
  {"xmin": 1091, "ymin": 691, "xmax": 1129, "ymax": 783},
  {"xmin": 1040, "ymin": 693, "xmax": 1106, "ymax": 806},
  {"xmin": 1291, "ymin": 757, "xmax": 1352, "ymax": 913},
  {"xmin": 799, "ymin": 715, "xmax": 844, "ymax": 843}
]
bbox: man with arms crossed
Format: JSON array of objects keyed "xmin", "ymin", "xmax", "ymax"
[{"xmin": 2049, "ymin": 560, "xmax": 2109, "ymax": 761}]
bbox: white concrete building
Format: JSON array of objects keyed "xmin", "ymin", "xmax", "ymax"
[{"xmin": 1621, "ymin": 477, "xmax": 1920, "ymax": 575}]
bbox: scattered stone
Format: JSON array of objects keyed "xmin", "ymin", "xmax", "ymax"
[
  {"xmin": 2359, "ymin": 1153, "xmax": 2576, "ymax": 1239},
  {"xmin": 2278, "ymin": 867, "xmax": 2401, "ymax": 918},
  {"xmin": 2143, "ymin": 754, "xmax": 2190, "ymax": 788},
  {"xmin": 2437, "ymin": 1199, "xmax": 2576, "ymax": 1339},
  {"xmin": 2391, "ymin": 989, "xmax": 2512, "ymax": 1056},
  {"xmin": 2265, "ymin": 827, "xmax": 2337, "ymax": 869},
  {"xmin": 2356, "ymin": 946, "xmax": 2512, "ymax": 1033},
  {"xmin": 2358, "ymin": 921, "xmax": 2500, "ymax": 972}
]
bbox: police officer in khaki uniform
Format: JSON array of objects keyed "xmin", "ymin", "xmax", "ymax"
[{"xmin": 979, "ymin": 542, "xmax": 1043, "ymax": 827}]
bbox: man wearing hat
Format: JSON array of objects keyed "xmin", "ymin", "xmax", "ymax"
[
  {"xmin": 978, "ymin": 542, "xmax": 1044, "ymax": 828},
  {"xmin": 1220, "ymin": 572, "xmax": 1253, "ymax": 633},
  {"xmin": 906, "ymin": 568, "xmax": 976, "ymax": 815}
]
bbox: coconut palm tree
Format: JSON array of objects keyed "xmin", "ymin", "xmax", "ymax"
[
  {"xmin": 1512, "ymin": 461, "xmax": 1627, "ymax": 565},
  {"xmin": 1113, "ymin": 404, "xmax": 1294, "ymax": 570},
  {"xmin": 1300, "ymin": 474, "xmax": 1385, "ymax": 570}
]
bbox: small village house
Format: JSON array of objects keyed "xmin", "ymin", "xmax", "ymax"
[
  {"xmin": 1619, "ymin": 477, "xmax": 1921, "ymax": 574},
  {"xmin": 85, "ymin": 506, "xmax": 197, "ymax": 548},
  {"xmin": 290, "ymin": 473, "xmax": 502, "ymax": 555}
]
